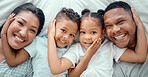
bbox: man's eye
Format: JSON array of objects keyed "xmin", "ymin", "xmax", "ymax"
[
  {"xmin": 105, "ymin": 25, "xmax": 112, "ymax": 29},
  {"xmin": 117, "ymin": 20, "xmax": 125, "ymax": 25}
]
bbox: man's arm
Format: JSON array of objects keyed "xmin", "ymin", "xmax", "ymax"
[
  {"xmin": 119, "ymin": 7, "xmax": 147, "ymax": 63},
  {"xmin": 1, "ymin": 13, "xmax": 30, "ymax": 66}
]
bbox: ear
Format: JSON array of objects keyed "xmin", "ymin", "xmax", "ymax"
[{"xmin": 101, "ymin": 29, "xmax": 105, "ymax": 39}]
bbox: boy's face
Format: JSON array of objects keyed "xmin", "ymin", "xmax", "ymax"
[
  {"xmin": 79, "ymin": 18, "xmax": 104, "ymax": 50},
  {"xmin": 104, "ymin": 8, "xmax": 136, "ymax": 48},
  {"xmin": 55, "ymin": 19, "xmax": 78, "ymax": 48},
  {"xmin": 7, "ymin": 11, "xmax": 39, "ymax": 49}
]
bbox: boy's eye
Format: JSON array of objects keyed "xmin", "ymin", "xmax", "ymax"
[
  {"xmin": 91, "ymin": 31, "xmax": 96, "ymax": 34},
  {"xmin": 61, "ymin": 29, "xmax": 66, "ymax": 33},
  {"xmin": 70, "ymin": 34, "xmax": 75, "ymax": 37}
]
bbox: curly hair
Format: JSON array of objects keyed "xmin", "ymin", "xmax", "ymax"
[{"xmin": 55, "ymin": 8, "xmax": 80, "ymax": 30}]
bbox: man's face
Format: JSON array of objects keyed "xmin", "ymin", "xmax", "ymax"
[{"xmin": 104, "ymin": 8, "xmax": 136, "ymax": 48}]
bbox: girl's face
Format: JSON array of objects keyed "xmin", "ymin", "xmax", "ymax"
[
  {"xmin": 79, "ymin": 18, "xmax": 104, "ymax": 50},
  {"xmin": 7, "ymin": 11, "xmax": 39, "ymax": 49},
  {"xmin": 55, "ymin": 19, "xmax": 78, "ymax": 48}
]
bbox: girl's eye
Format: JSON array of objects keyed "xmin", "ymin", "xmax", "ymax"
[
  {"xmin": 18, "ymin": 21, "xmax": 23, "ymax": 26},
  {"xmin": 80, "ymin": 31, "xmax": 85, "ymax": 34},
  {"xmin": 61, "ymin": 29, "xmax": 66, "ymax": 33},
  {"xmin": 70, "ymin": 34, "xmax": 75, "ymax": 37},
  {"xmin": 91, "ymin": 31, "xmax": 96, "ymax": 34}
]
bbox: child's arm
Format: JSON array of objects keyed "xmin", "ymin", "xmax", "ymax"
[
  {"xmin": 1, "ymin": 14, "xmax": 30, "ymax": 66},
  {"xmin": 119, "ymin": 7, "xmax": 147, "ymax": 63},
  {"xmin": 68, "ymin": 38, "xmax": 101, "ymax": 77},
  {"xmin": 48, "ymin": 19, "xmax": 73, "ymax": 74}
]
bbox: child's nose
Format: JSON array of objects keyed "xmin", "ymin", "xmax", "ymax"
[
  {"xmin": 63, "ymin": 35, "xmax": 68, "ymax": 39},
  {"xmin": 84, "ymin": 35, "xmax": 91, "ymax": 40}
]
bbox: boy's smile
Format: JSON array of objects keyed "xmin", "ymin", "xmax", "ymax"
[{"xmin": 55, "ymin": 19, "xmax": 78, "ymax": 48}]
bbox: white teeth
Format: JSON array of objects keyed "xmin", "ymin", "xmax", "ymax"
[
  {"xmin": 15, "ymin": 36, "xmax": 24, "ymax": 42},
  {"xmin": 60, "ymin": 39, "xmax": 66, "ymax": 44},
  {"xmin": 114, "ymin": 34, "xmax": 125, "ymax": 40}
]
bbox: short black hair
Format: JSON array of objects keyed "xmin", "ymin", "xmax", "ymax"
[
  {"xmin": 55, "ymin": 8, "xmax": 80, "ymax": 30},
  {"xmin": 104, "ymin": 1, "xmax": 132, "ymax": 15}
]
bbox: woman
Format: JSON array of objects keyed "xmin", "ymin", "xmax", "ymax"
[{"xmin": 0, "ymin": 3, "xmax": 44, "ymax": 77}]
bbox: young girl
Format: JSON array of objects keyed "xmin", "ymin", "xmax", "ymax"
[
  {"xmin": 48, "ymin": 8, "xmax": 147, "ymax": 77},
  {"xmin": 0, "ymin": 3, "xmax": 44, "ymax": 77},
  {"xmin": 3, "ymin": 8, "xmax": 80, "ymax": 77}
]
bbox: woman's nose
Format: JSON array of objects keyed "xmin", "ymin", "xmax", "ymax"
[{"xmin": 19, "ymin": 28, "xmax": 27, "ymax": 38}]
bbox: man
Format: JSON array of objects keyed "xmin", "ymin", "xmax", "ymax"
[{"xmin": 103, "ymin": 1, "xmax": 148, "ymax": 77}]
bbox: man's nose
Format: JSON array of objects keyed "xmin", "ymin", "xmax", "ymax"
[{"xmin": 112, "ymin": 25, "xmax": 120, "ymax": 33}]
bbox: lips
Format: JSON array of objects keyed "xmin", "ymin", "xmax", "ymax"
[
  {"xmin": 14, "ymin": 35, "xmax": 24, "ymax": 42},
  {"xmin": 59, "ymin": 39, "xmax": 67, "ymax": 44},
  {"xmin": 84, "ymin": 42, "xmax": 92, "ymax": 47},
  {"xmin": 114, "ymin": 34, "xmax": 126, "ymax": 40}
]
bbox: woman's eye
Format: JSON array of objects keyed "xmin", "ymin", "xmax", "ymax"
[
  {"xmin": 18, "ymin": 21, "xmax": 23, "ymax": 26},
  {"xmin": 30, "ymin": 29, "xmax": 36, "ymax": 33}
]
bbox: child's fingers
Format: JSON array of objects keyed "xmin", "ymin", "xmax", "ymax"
[
  {"xmin": 90, "ymin": 38, "xmax": 101, "ymax": 49},
  {"xmin": 94, "ymin": 38, "xmax": 101, "ymax": 49}
]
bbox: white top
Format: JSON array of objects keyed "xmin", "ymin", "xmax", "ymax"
[
  {"xmin": 63, "ymin": 39, "xmax": 126, "ymax": 77},
  {"xmin": 24, "ymin": 36, "xmax": 70, "ymax": 77}
]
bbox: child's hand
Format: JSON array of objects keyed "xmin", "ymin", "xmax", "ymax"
[
  {"xmin": 131, "ymin": 6, "xmax": 144, "ymax": 28},
  {"xmin": 85, "ymin": 38, "xmax": 102, "ymax": 58},
  {"xmin": 1, "ymin": 13, "xmax": 15, "ymax": 36},
  {"xmin": 48, "ymin": 19, "xmax": 56, "ymax": 38}
]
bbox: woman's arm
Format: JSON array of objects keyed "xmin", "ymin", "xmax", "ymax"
[
  {"xmin": 119, "ymin": 7, "xmax": 147, "ymax": 63},
  {"xmin": 48, "ymin": 19, "xmax": 73, "ymax": 74},
  {"xmin": 1, "ymin": 13, "xmax": 30, "ymax": 66},
  {"xmin": 68, "ymin": 38, "xmax": 101, "ymax": 77}
]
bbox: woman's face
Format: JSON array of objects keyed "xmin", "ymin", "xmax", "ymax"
[{"xmin": 7, "ymin": 11, "xmax": 40, "ymax": 49}]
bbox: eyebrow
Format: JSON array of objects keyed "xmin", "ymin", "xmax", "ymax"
[
  {"xmin": 20, "ymin": 18, "xmax": 27, "ymax": 23},
  {"xmin": 104, "ymin": 17, "xmax": 125, "ymax": 24}
]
